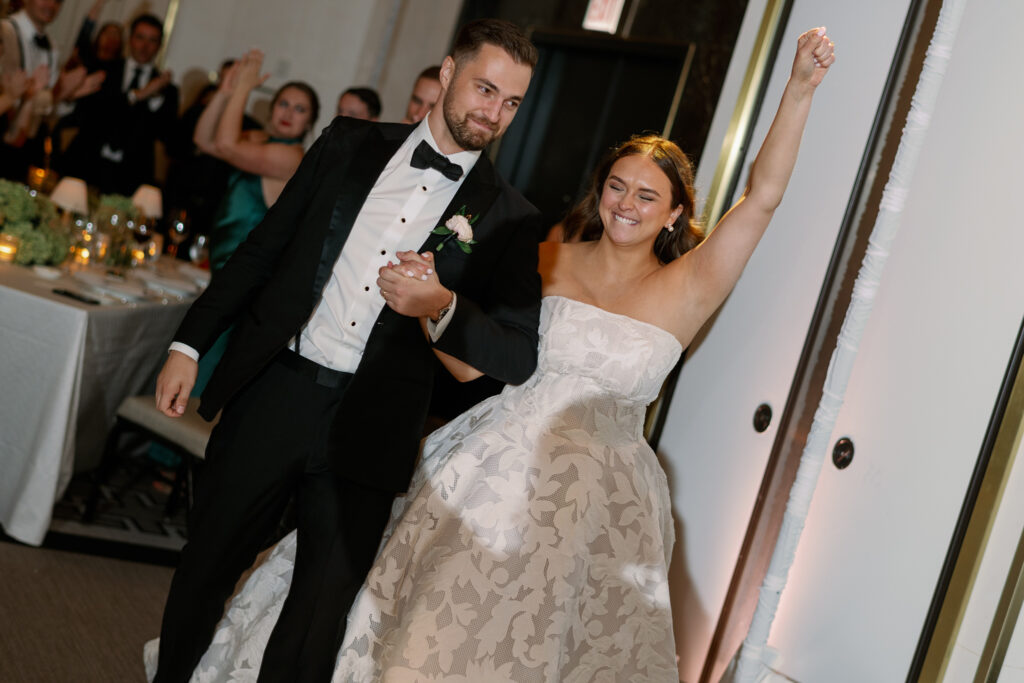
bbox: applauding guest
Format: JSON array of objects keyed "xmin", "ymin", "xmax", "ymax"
[
  {"xmin": 0, "ymin": 0, "xmax": 103, "ymax": 180},
  {"xmin": 57, "ymin": 14, "xmax": 178, "ymax": 195},
  {"xmin": 70, "ymin": 0, "xmax": 124, "ymax": 76}
]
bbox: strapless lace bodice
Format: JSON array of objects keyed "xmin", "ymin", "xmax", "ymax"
[{"xmin": 535, "ymin": 295, "xmax": 682, "ymax": 404}]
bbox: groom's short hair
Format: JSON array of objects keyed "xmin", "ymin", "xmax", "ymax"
[{"xmin": 451, "ymin": 19, "xmax": 538, "ymax": 70}]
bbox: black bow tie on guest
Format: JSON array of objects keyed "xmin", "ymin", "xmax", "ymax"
[
  {"xmin": 33, "ymin": 33, "xmax": 51, "ymax": 50},
  {"xmin": 410, "ymin": 140, "xmax": 463, "ymax": 181}
]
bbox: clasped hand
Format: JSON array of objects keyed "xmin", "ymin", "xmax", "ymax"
[
  {"xmin": 220, "ymin": 49, "xmax": 270, "ymax": 95},
  {"xmin": 377, "ymin": 250, "xmax": 452, "ymax": 320}
]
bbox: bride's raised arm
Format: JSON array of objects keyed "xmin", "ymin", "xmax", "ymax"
[{"xmin": 677, "ymin": 27, "xmax": 834, "ymax": 319}]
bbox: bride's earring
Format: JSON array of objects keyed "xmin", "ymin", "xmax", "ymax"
[{"xmin": 664, "ymin": 224, "xmax": 675, "ymax": 232}]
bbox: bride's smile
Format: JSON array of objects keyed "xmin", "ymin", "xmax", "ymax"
[{"xmin": 598, "ymin": 153, "xmax": 683, "ymax": 248}]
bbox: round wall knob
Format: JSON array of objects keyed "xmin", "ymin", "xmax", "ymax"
[
  {"xmin": 832, "ymin": 437, "xmax": 854, "ymax": 469},
  {"xmin": 753, "ymin": 404, "xmax": 772, "ymax": 433}
]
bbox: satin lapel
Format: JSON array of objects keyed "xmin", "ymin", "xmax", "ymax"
[
  {"xmin": 312, "ymin": 126, "xmax": 408, "ymax": 297},
  {"xmin": 417, "ymin": 155, "xmax": 501, "ymax": 271}
]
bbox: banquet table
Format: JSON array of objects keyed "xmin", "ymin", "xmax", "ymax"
[{"xmin": 0, "ymin": 259, "xmax": 204, "ymax": 545}]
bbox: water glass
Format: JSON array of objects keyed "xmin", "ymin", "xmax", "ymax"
[{"xmin": 189, "ymin": 234, "xmax": 209, "ymax": 266}]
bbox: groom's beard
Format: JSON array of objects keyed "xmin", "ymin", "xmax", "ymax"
[{"xmin": 443, "ymin": 98, "xmax": 499, "ymax": 151}]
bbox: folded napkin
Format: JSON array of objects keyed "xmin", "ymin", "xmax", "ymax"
[
  {"xmin": 73, "ymin": 270, "xmax": 147, "ymax": 301},
  {"xmin": 177, "ymin": 263, "xmax": 211, "ymax": 288},
  {"xmin": 132, "ymin": 269, "xmax": 200, "ymax": 296}
]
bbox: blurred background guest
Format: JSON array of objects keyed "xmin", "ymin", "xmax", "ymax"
[
  {"xmin": 335, "ymin": 85, "xmax": 379, "ymax": 120},
  {"xmin": 56, "ymin": 13, "xmax": 178, "ymax": 195},
  {"xmin": 163, "ymin": 58, "xmax": 261, "ymax": 247},
  {"xmin": 400, "ymin": 64, "xmax": 439, "ymax": 123},
  {"xmin": 0, "ymin": 0, "xmax": 102, "ymax": 180},
  {"xmin": 69, "ymin": 0, "xmax": 123, "ymax": 76}
]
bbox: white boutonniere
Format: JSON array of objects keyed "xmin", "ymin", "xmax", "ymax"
[{"xmin": 432, "ymin": 206, "xmax": 479, "ymax": 254}]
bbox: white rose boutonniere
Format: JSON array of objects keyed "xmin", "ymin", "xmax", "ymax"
[
  {"xmin": 446, "ymin": 215, "xmax": 473, "ymax": 241},
  {"xmin": 431, "ymin": 205, "xmax": 479, "ymax": 254}
]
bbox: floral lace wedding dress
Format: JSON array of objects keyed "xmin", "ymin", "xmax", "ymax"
[{"xmin": 146, "ymin": 295, "xmax": 682, "ymax": 682}]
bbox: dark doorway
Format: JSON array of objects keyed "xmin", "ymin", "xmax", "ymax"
[
  {"xmin": 457, "ymin": 0, "xmax": 750, "ymax": 229},
  {"xmin": 494, "ymin": 31, "xmax": 694, "ymax": 228}
]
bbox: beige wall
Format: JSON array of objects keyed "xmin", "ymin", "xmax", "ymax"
[
  {"xmin": 160, "ymin": 0, "xmax": 462, "ymax": 131},
  {"xmin": 44, "ymin": 0, "xmax": 462, "ymax": 133}
]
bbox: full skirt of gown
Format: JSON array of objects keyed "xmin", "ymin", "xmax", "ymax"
[{"xmin": 146, "ymin": 295, "xmax": 683, "ymax": 682}]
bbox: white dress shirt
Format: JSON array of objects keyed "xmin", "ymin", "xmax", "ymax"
[
  {"xmin": 171, "ymin": 113, "xmax": 480, "ymax": 374},
  {"xmin": 9, "ymin": 10, "xmax": 58, "ymax": 87},
  {"xmin": 122, "ymin": 57, "xmax": 166, "ymax": 112}
]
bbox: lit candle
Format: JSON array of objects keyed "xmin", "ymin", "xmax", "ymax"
[
  {"xmin": 94, "ymin": 233, "xmax": 110, "ymax": 260},
  {"xmin": 0, "ymin": 233, "xmax": 19, "ymax": 263}
]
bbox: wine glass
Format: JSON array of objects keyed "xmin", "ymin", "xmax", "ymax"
[
  {"xmin": 131, "ymin": 219, "xmax": 152, "ymax": 244},
  {"xmin": 166, "ymin": 209, "xmax": 190, "ymax": 258},
  {"xmin": 188, "ymin": 233, "xmax": 209, "ymax": 267}
]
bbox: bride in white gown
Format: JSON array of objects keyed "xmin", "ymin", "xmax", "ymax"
[{"xmin": 146, "ymin": 27, "xmax": 833, "ymax": 683}]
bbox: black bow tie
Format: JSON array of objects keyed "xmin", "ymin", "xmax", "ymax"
[
  {"xmin": 410, "ymin": 140, "xmax": 463, "ymax": 181},
  {"xmin": 33, "ymin": 33, "xmax": 51, "ymax": 50}
]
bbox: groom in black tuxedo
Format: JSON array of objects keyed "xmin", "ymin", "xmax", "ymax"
[{"xmin": 152, "ymin": 19, "xmax": 541, "ymax": 683}]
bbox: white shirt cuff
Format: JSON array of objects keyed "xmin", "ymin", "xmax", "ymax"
[
  {"xmin": 426, "ymin": 292, "xmax": 456, "ymax": 342},
  {"xmin": 148, "ymin": 93, "xmax": 164, "ymax": 112},
  {"xmin": 169, "ymin": 341, "xmax": 200, "ymax": 362}
]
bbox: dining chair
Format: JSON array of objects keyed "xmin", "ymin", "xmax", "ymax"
[{"xmin": 83, "ymin": 396, "xmax": 218, "ymax": 523}]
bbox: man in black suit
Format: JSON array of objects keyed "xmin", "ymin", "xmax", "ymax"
[
  {"xmin": 57, "ymin": 14, "xmax": 178, "ymax": 194},
  {"xmin": 0, "ymin": 0, "xmax": 103, "ymax": 180},
  {"xmin": 152, "ymin": 19, "xmax": 540, "ymax": 683}
]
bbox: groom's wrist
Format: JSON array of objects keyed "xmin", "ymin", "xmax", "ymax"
[{"xmin": 429, "ymin": 289, "xmax": 455, "ymax": 323}]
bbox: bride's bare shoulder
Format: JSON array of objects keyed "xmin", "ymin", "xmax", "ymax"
[
  {"xmin": 539, "ymin": 240, "xmax": 590, "ymax": 271},
  {"xmin": 539, "ymin": 239, "xmax": 568, "ymax": 266},
  {"xmin": 539, "ymin": 240, "xmax": 589, "ymax": 294}
]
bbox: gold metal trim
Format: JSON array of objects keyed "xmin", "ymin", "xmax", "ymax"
[
  {"xmin": 701, "ymin": 0, "xmax": 789, "ymax": 231},
  {"xmin": 919, "ymin": 351, "xmax": 1024, "ymax": 681},
  {"xmin": 976, "ymin": 519, "xmax": 1024, "ymax": 681},
  {"xmin": 662, "ymin": 43, "xmax": 697, "ymax": 140},
  {"xmin": 157, "ymin": 0, "xmax": 182, "ymax": 70}
]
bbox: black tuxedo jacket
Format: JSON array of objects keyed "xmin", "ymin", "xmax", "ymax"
[
  {"xmin": 58, "ymin": 59, "xmax": 179, "ymax": 194},
  {"xmin": 177, "ymin": 116, "xmax": 542, "ymax": 492}
]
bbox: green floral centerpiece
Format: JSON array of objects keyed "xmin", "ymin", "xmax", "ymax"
[
  {"xmin": 93, "ymin": 193, "xmax": 140, "ymax": 227},
  {"xmin": 0, "ymin": 178, "xmax": 71, "ymax": 265},
  {"xmin": 92, "ymin": 193, "xmax": 141, "ymax": 267}
]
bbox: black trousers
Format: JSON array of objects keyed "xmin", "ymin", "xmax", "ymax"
[{"xmin": 153, "ymin": 352, "xmax": 396, "ymax": 683}]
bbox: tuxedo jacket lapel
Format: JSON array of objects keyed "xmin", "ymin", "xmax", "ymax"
[
  {"xmin": 312, "ymin": 125, "xmax": 407, "ymax": 297},
  {"xmin": 417, "ymin": 155, "xmax": 501, "ymax": 279}
]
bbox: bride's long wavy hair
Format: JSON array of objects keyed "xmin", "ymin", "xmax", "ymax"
[{"xmin": 562, "ymin": 135, "xmax": 704, "ymax": 263}]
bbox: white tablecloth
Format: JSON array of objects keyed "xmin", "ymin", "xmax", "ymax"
[{"xmin": 0, "ymin": 261, "xmax": 195, "ymax": 545}]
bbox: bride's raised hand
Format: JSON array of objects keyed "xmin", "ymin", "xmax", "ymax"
[{"xmin": 794, "ymin": 27, "xmax": 835, "ymax": 88}]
